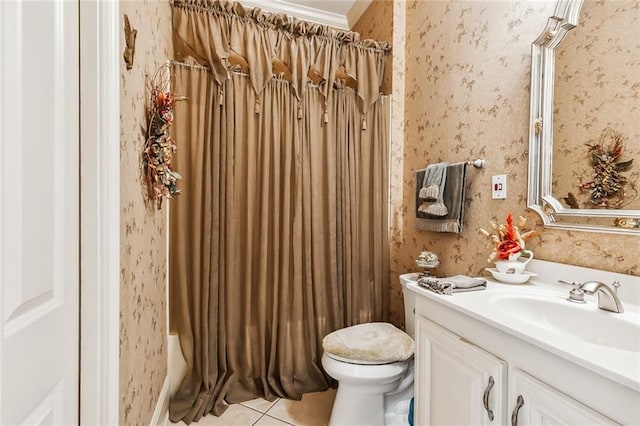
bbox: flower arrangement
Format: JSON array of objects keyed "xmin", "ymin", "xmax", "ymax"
[
  {"xmin": 144, "ymin": 64, "xmax": 185, "ymax": 210},
  {"xmin": 479, "ymin": 213, "xmax": 538, "ymax": 262}
]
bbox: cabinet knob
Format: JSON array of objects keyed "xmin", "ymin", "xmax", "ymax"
[
  {"xmin": 482, "ymin": 376, "xmax": 495, "ymax": 421},
  {"xmin": 511, "ymin": 395, "xmax": 525, "ymax": 426}
]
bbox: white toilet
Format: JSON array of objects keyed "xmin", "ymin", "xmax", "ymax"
[{"xmin": 321, "ymin": 273, "xmax": 417, "ymax": 426}]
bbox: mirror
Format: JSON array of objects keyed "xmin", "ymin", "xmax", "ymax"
[{"xmin": 528, "ymin": 0, "xmax": 640, "ymax": 234}]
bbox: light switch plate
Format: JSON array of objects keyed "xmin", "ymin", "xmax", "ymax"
[{"xmin": 492, "ymin": 175, "xmax": 507, "ymax": 199}]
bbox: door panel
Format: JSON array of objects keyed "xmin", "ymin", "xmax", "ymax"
[{"xmin": 1, "ymin": 1, "xmax": 80, "ymax": 424}]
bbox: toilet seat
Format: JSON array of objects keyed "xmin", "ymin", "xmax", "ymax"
[
  {"xmin": 321, "ymin": 352, "xmax": 408, "ymax": 384},
  {"xmin": 325, "ymin": 352, "xmax": 399, "ymax": 366}
]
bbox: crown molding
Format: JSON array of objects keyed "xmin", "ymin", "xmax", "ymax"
[
  {"xmin": 238, "ymin": 0, "xmax": 350, "ymax": 30},
  {"xmin": 347, "ymin": 0, "xmax": 373, "ymax": 29}
]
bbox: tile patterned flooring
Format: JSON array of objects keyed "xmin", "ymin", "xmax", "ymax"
[{"xmin": 171, "ymin": 388, "xmax": 337, "ymax": 426}]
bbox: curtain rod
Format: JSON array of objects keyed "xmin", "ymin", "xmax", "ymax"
[
  {"xmin": 170, "ymin": 61, "xmax": 393, "ymax": 102},
  {"xmin": 170, "ymin": 60, "xmax": 211, "ymax": 71}
]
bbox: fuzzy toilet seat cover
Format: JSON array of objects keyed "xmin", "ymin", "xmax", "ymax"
[{"xmin": 322, "ymin": 322, "xmax": 415, "ymax": 363}]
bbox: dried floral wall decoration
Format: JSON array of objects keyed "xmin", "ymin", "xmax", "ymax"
[
  {"xmin": 578, "ymin": 127, "xmax": 636, "ymax": 209},
  {"xmin": 143, "ymin": 64, "xmax": 185, "ymax": 209}
]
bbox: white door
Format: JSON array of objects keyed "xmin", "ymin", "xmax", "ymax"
[
  {"xmin": 509, "ymin": 369, "xmax": 618, "ymax": 426},
  {"xmin": 0, "ymin": 1, "xmax": 80, "ymax": 424},
  {"xmin": 415, "ymin": 316, "xmax": 507, "ymax": 426}
]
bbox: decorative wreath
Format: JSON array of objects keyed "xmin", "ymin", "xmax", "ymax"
[{"xmin": 143, "ymin": 64, "xmax": 185, "ymax": 210}]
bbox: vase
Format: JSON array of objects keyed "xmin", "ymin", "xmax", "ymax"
[{"xmin": 495, "ymin": 250, "xmax": 534, "ymax": 274}]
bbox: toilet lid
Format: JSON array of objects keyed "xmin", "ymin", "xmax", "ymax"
[{"xmin": 322, "ymin": 322, "xmax": 415, "ymax": 364}]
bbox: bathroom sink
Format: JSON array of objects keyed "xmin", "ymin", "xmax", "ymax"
[{"xmin": 494, "ymin": 294, "xmax": 640, "ymax": 352}]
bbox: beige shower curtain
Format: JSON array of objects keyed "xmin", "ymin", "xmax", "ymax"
[{"xmin": 168, "ymin": 2, "xmax": 390, "ymax": 423}]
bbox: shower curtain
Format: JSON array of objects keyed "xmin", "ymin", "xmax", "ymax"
[{"xmin": 168, "ymin": 1, "xmax": 391, "ymax": 423}]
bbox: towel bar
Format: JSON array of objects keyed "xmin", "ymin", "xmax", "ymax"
[{"xmin": 467, "ymin": 158, "xmax": 485, "ymax": 169}]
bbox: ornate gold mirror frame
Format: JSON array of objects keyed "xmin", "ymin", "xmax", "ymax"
[{"xmin": 528, "ymin": 0, "xmax": 640, "ymax": 235}]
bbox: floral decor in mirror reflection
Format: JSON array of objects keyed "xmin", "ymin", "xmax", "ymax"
[{"xmin": 573, "ymin": 127, "xmax": 636, "ymax": 209}]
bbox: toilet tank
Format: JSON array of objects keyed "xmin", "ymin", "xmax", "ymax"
[{"xmin": 399, "ymin": 273, "xmax": 420, "ymax": 339}]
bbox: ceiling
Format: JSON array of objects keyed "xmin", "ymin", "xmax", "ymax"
[{"xmin": 238, "ymin": 0, "xmax": 371, "ymax": 30}]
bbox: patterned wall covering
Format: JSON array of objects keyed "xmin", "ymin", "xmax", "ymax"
[
  {"xmin": 119, "ymin": 1, "xmax": 173, "ymax": 424},
  {"xmin": 552, "ymin": 0, "xmax": 640, "ymax": 210},
  {"xmin": 352, "ymin": 0, "xmax": 394, "ymax": 94},
  {"xmin": 377, "ymin": 0, "xmax": 640, "ymax": 328}
]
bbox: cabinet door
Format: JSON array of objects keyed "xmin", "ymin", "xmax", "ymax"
[
  {"xmin": 415, "ymin": 316, "xmax": 507, "ymax": 425},
  {"xmin": 509, "ymin": 369, "xmax": 619, "ymax": 425}
]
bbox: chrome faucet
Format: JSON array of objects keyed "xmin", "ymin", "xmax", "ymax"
[
  {"xmin": 560, "ymin": 280, "xmax": 624, "ymax": 313},
  {"xmin": 580, "ymin": 281, "xmax": 624, "ymax": 313}
]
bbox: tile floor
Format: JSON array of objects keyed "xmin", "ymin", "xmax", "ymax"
[{"xmin": 171, "ymin": 388, "xmax": 336, "ymax": 426}]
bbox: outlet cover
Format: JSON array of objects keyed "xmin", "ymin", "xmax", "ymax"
[{"xmin": 492, "ymin": 175, "xmax": 507, "ymax": 199}]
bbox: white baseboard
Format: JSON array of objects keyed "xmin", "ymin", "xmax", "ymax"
[{"xmin": 150, "ymin": 377, "xmax": 170, "ymax": 426}]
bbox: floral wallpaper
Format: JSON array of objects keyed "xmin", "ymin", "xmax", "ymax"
[
  {"xmin": 552, "ymin": 0, "xmax": 640, "ymax": 210},
  {"xmin": 119, "ymin": 1, "xmax": 173, "ymax": 424},
  {"xmin": 373, "ymin": 0, "xmax": 640, "ymax": 329}
]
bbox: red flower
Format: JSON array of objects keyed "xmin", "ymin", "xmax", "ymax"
[
  {"xmin": 504, "ymin": 213, "xmax": 516, "ymax": 241},
  {"xmin": 156, "ymin": 92, "xmax": 166, "ymax": 108},
  {"xmin": 496, "ymin": 240, "xmax": 522, "ymax": 259}
]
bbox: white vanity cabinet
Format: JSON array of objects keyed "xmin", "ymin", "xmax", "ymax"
[
  {"xmin": 410, "ymin": 291, "xmax": 637, "ymax": 425},
  {"xmin": 415, "ymin": 316, "xmax": 507, "ymax": 425},
  {"xmin": 415, "ymin": 312, "xmax": 620, "ymax": 425},
  {"xmin": 509, "ymin": 369, "xmax": 617, "ymax": 425}
]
